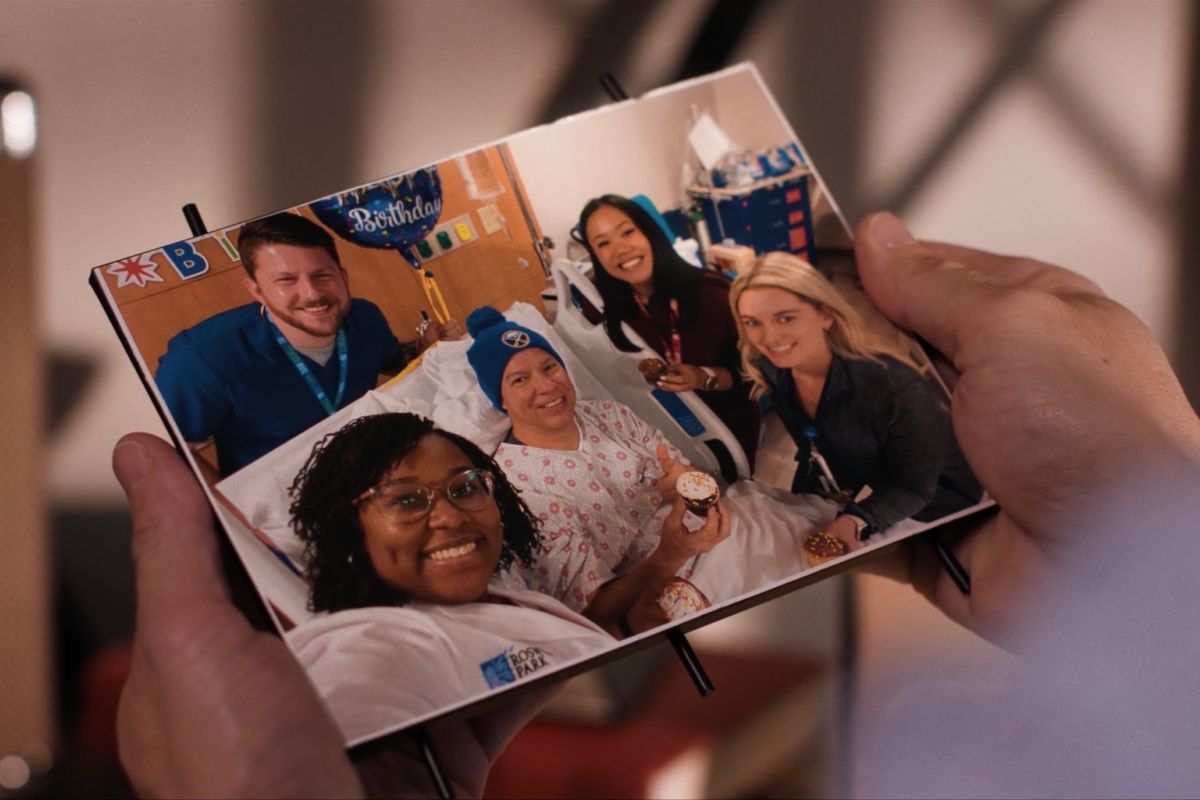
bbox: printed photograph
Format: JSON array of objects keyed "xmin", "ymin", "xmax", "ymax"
[{"xmin": 92, "ymin": 64, "xmax": 990, "ymax": 747}]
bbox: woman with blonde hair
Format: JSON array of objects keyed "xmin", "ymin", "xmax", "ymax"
[{"xmin": 731, "ymin": 252, "xmax": 981, "ymax": 551}]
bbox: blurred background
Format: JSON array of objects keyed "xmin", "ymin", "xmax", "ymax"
[{"xmin": 1, "ymin": 0, "xmax": 1195, "ymax": 796}]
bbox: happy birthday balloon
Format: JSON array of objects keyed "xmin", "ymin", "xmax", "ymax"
[{"xmin": 309, "ymin": 167, "xmax": 443, "ymax": 255}]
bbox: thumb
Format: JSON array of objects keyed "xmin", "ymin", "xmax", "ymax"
[
  {"xmin": 854, "ymin": 212, "xmax": 1104, "ymax": 363},
  {"xmin": 113, "ymin": 433, "xmax": 232, "ymax": 616},
  {"xmin": 853, "ymin": 212, "xmax": 985, "ymax": 362},
  {"xmin": 657, "ymin": 443, "xmax": 675, "ymax": 468}
]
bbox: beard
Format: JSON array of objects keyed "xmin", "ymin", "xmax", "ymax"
[{"xmin": 268, "ymin": 295, "xmax": 351, "ymax": 341}]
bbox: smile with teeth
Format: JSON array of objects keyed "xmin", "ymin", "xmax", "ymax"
[
  {"xmin": 618, "ymin": 256, "xmax": 643, "ymax": 270},
  {"xmin": 425, "ymin": 540, "xmax": 479, "ymax": 562},
  {"xmin": 537, "ymin": 397, "xmax": 566, "ymax": 410}
]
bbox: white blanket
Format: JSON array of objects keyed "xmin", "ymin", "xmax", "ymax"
[
  {"xmin": 215, "ymin": 301, "xmax": 757, "ymax": 623},
  {"xmin": 495, "ymin": 399, "xmax": 839, "ymax": 615}
]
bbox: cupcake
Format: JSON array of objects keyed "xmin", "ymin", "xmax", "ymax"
[
  {"xmin": 637, "ymin": 357, "xmax": 668, "ymax": 385},
  {"xmin": 656, "ymin": 577, "xmax": 710, "ymax": 620},
  {"xmin": 803, "ymin": 530, "xmax": 848, "ymax": 567},
  {"xmin": 676, "ymin": 471, "xmax": 719, "ymax": 516}
]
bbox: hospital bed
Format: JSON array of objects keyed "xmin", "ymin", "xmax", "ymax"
[
  {"xmin": 215, "ymin": 298, "xmax": 749, "ymax": 628},
  {"xmin": 548, "ymin": 257, "xmax": 750, "ymax": 483}
]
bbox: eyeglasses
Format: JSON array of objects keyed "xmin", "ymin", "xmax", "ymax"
[{"xmin": 356, "ymin": 469, "xmax": 496, "ymax": 523}]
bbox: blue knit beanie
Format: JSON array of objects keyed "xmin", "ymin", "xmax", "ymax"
[{"xmin": 466, "ymin": 307, "xmax": 566, "ymax": 410}]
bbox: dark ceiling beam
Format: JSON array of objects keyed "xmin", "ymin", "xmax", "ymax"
[
  {"xmin": 251, "ymin": 0, "xmax": 377, "ymax": 216},
  {"xmin": 764, "ymin": 1, "xmax": 879, "ymax": 225},
  {"xmin": 876, "ymin": 0, "xmax": 1074, "ymax": 214},
  {"xmin": 534, "ymin": 0, "xmax": 664, "ymax": 124},
  {"xmin": 969, "ymin": 1, "xmax": 1170, "ymax": 221},
  {"xmin": 670, "ymin": 0, "xmax": 770, "ymax": 82}
]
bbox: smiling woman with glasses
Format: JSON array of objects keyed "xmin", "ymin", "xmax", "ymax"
[
  {"xmin": 289, "ymin": 412, "xmax": 540, "ymax": 612},
  {"xmin": 283, "ymin": 412, "xmax": 614, "ymax": 742}
]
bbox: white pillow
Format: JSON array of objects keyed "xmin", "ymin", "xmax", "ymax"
[
  {"xmin": 375, "ymin": 301, "xmax": 607, "ymax": 453},
  {"xmin": 216, "ymin": 301, "xmax": 608, "ymax": 576}
]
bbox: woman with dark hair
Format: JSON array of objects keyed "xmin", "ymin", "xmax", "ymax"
[
  {"xmin": 282, "ymin": 412, "xmax": 613, "ymax": 743},
  {"xmin": 575, "ymin": 194, "xmax": 761, "ymax": 467}
]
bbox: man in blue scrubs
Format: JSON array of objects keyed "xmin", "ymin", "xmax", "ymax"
[{"xmin": 156, "ymin": 213, "xmax": 421, "ymax": 476}]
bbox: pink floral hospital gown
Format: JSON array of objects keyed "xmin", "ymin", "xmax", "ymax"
[
  {"xmin": 494, "ymin": 400, "xmax": 682, "ymax": 610},
  {"xmin": 495, "ymin": 400, "xmax": 836, "ymax": 614}
]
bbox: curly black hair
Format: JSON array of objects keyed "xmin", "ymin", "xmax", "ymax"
[{"xmin": 288, "ymin": 413, "xmax": 542, "ymax": 613}]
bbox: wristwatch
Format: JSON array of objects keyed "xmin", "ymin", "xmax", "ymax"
[{"xmin": 700, "ymin": 366, "xmax": 719, "ymax": 391}]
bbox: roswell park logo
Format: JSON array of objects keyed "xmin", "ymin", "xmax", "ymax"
[
  {"xmin": 501, "ymin": 330, "xmax": 531, "ymax": 349},
  {"xmin": 480, "ymin": 646, "xmax": 549, "ymax": 688}
]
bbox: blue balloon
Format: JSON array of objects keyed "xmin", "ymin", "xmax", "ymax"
[{"xmin": 309, "ymin": 167, "xmax": 443, "ymax": 258}]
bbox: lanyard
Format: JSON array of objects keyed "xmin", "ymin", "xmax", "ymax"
[
  {"xmin": 637, "ymin": 296, "xmax": 683, "ymax": 364},
  {"xmin": 803, "ymin": 425, "xmax": 841, "ymax": 495},
  {"xmin": 265, "ymin": 312, "xmax": 348, "ymax": 416}
]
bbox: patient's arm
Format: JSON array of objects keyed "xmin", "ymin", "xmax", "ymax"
[{"xmin": 582, "ymin": 499, "xmax": 730, "ymax": 636}]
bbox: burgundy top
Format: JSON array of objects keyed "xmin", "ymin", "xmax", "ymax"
[{"xmin": 623, "ymin": 274, "xmax": 760, "ymax": 468}]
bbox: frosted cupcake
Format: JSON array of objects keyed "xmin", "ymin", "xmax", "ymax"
[
  {"xmin": 657, "ymin": 577, "xmax": 711, "ymax": 619},
  {"xmin": 803, "ymin": 530, "xmax": 848, "ymax": 567},
  {"xmin": 637, "ymin": 357, "xmax": 668, "ymax": 385},
  {"xmin": 676, "ymin": 471, "xmax": 719, "ymax": 516}
]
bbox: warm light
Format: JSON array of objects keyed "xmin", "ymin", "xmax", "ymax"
[
  {"xmin": 0, "ymin": 754, "xmax": 31, "ymax": 791},
  {"xmin": 1, "ymin": 89, "xmax": 37, "ymax": 158}
]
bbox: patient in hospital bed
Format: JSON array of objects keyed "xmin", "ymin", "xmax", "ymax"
[
  {"xmin": 464, "ymin": 306, "xmax": 837, "ymax": 635},
  {"xmin": 214, "ymin": 300, "xmax": 835, "ymax": 636}
]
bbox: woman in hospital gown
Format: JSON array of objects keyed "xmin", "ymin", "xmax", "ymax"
[{"xmin": 465, "ymin": 306, "xmax": 837, "ymax": 635}]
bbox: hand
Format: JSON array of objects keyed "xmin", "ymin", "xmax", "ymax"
[
  {"xmin": 853, "ymin": 212, "xmax": 1200, "ymax": 640},
  {"xmin": 653, "ymin": 442, "xmax": 691, "ymax": 502},
  {"xmin": 113, "ymin": 434, "xmax": 543, "ymax": 797},
  {"xmin": 653, "ymin": 498, "xmax": 731, "ymax": 567},
  {"xmin": 435, "ymin": 318, "xmax": 465, "ymax": 341},
  {"xmin": 622, "ymin": 590, "xmax": 671, "ymax": 634},
  {"xmin": 655, "ymin": 363, "xmax": 706, "ymax": 392},
  {"xmin": 113, "ymin": 433, "xmax": 363, "ymax": 799},
  {"xmin": 823, "ymin": 515, "xmax": 863, "ymax": 553}
]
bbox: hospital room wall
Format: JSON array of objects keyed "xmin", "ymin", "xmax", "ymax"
[
  {"xmin": 508, "ymin": 67, "xmax": 794, "ymax": 260},
  {"xmin": 102, "ymin": 146, "xmax": 546, "ymax": 376}
]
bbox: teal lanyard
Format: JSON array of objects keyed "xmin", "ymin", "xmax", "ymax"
[{"xmin": 265, "ymin": 312, "xmax": 348, "ymax": 415}]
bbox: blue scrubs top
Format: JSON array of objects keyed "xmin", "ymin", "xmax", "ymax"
[{"xmin": 155, "ymin": 299, "xmax": 402, "ymax": 475}]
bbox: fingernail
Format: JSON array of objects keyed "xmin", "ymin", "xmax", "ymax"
[
  {"xmin": 868, "ymin": 212, "xmax": 915, "ymax": 249},
  {"xmin": 113, "ymin": 439, "xmax": 151, "ymax": 493}
]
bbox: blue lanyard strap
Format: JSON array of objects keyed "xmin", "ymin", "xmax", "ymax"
[
  {"xmin": 265, "ymin": 312, "xmax": 348, "ymax": 416},
  {"xmin": 803, "ymin": 424, "xmax": 841, "ymax": 493}
]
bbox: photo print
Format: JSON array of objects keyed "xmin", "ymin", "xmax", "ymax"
[{"xmin": 92, "ymin": 64, "xmax": 991, "ymax": 747}]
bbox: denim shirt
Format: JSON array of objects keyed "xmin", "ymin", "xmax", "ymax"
[{"xmin": 759, "ymin": 354, "xmax": 981, "ymax": 533}]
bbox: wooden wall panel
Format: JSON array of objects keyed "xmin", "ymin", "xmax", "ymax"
[{"xmin": 99, "ymin": 145, "xmax": 549, "ymax": 382}]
